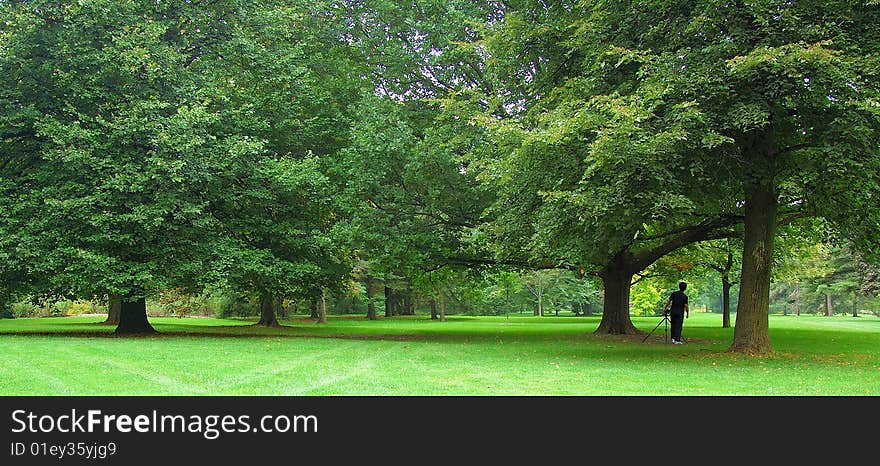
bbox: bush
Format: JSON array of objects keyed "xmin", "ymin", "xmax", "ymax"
[
  {"xmin": 12, "ymin": 300, "xmax": 39, "ymax": 317},
  {"xmin": 152, "ymin": 289, "xmax": 211, "ymax": 318},
  {"xmin": 211, "ymin": 292, "xmax": 258, "ymax": 318},
  {"xmin": 51, "ymin": 300, "xmax": 72, "ymax": 316},
  {"xmin": 66, "ymin": 300, "xmax": 99, "ymax": 315}
]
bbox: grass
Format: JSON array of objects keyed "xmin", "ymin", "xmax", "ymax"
[{"xmin": 1, "ymin": 312, "xmax": 878, "ymax": 395}]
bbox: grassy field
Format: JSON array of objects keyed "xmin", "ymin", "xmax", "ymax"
[{"xmin": 1, "ymin": 313, "xmax": 878, "ymax": 395}]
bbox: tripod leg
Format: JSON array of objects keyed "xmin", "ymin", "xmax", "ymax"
[{"xmin": 642, "ymin": 317, "xmax": 667, "ymax": 343}]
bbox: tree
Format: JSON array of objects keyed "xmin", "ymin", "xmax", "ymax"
[
  {"xmin": 103, "ymin": 295, "xmax": 121, "ymax": 326},
  {"xmin": 332, "ymin": 1, "xmax": 514, "ymax": 309},
  {"xmin": 630, "ymin": 280, "xmax": 663, "ymax": 317},
  {"xmin": 353, "ymin": 259, "xmax": 378, "ymax": 320},
  {"xmin": 337, "ymin": 91, "xmax": 496, "ymax": 308},
  {"xmin": 622, "ymin": 1, "xmax": 880, "ymax": 353},
  {"xmin": 412, "ymin": 268, "xmax": 462, "ymax": 323},
  {"xmin": 202, "ymin": 2, "xmax": 356, "ymax": 327},
  {"xmin": 464, "ymin": 1, "xmax": 880, "ymax": 351},
  {"xmin": 553, "ymin": 273, "xmax": 602, "ymax": 317},
  {"xmin": 454, "ymin": 1, "xmax": 742, "ymax": 334},
  {"xmin": 523, "ymin": 270, "xmax": 561, "ymax": 316},
  {"xmin": 1, "ymin": 0, "xmax": 261, "ymax": 334},
  {"xmin": 692, "ymin": 240, "xmax": 742, "ymax": 328},
  {"xmin": 855, "ymin": 250, "xmax": 880, "ymax": 315},
  {"xmin": 487, "ymin": 270, "xmax": 522, "ymax": 320}
]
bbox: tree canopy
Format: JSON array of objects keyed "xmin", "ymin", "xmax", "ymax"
[{"xmin": 1, "ymin": 0, "xmax": 878, "ymax": 353}]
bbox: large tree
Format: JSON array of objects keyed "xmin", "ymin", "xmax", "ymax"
[
  {"xmin": 637, "ymin": 0, "xmax": 880, "ymax": 353},
  {"xmin": 204, "ymin": 2, "xmax": 356, "ymax": 326},
  {"xmin": 454, "ymin": 1, "xmax": 743, "ymax": 334},
  {"xmin": 321, "ymin": 1, "xmax": 506, "ymax": 319},
  {"xmin": 0, "ymin": 0, "xmax": 264, "ymax": 333},
  {"xmin": 460, "ymin": 1, "xmax": 880, "ymax": 349}
]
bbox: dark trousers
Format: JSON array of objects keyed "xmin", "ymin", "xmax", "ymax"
[{"xmin": 670, "ymin": 313, "xmax": 684, "ymax": 341}]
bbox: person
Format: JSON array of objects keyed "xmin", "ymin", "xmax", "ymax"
[{"xmin": 662, "ymin": 281, "xmax": 689, "ymax": 344}]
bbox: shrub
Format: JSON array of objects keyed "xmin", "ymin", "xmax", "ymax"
[
  {"xmin": 211, "ymin": 292, "xmax": 258, "ymax": 318},
  {"xmin": 12, "ymin": 300, "xmax": 39, "ymax": 318},
  {"xmin": 51, "ymin": 300, "xmax": 72, "ymax": 316}
]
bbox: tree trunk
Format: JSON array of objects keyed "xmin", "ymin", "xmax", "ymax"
[
  {"xmin": 317, "ymin": 291, "xmax": 327, "ymax": 324},
  {"xmin": 794, "ymin": 283, "xmax": 801, "ymax": 316},
  {"xmin": 402, "ymin": 281, "xmax": 414, "ymax": 315},
  {"xmin": 309, "ymin": 300, "xmax": 319, "ymax": 319},
  {"xmin": 279, "ymin": 298, "xmax": 289, "ymax": 320},
  {"xmin": 852, "ymin": 293, "xmax": 859, "ymax": 317},
  {"xmin": 731, "ymin": 179, "xmax": 777, "ymax": 354},
  {"xmin": 365, "ymin": 277, "xmax": 377, "ymax": 320},
  {"xmin": 537, "ymin": 292, "xmax": 543, "ymax": 317},
  {"xmin": 438, "ymin": 291, "xmax": 446, "ymax": 322},
  {"xmin": 256, "ymin": 295, "xmax": 279, "ymax": 326},
  {"xmin": 722, "ymin": 276, "xmax": 731, "ymax": 328},
  {"xmin": 384, "ymin": 286, "xmax": 393, "ymax": 318},
  {"xmin": 824, "ymin": 294, "xmax": 833, "ymax": 317},
  {"xmin": 114, "ymin": 298, "xmax": 156, "ymax": 335},
  {"xmin": 429, "ymin": 298, "xmax": 438, "ymax": 320},
  {"xmin": 103, "ymin": 294, "xmax": 121, "ymax": 325},
  {"xmin": 595, "ymin": 267, "xmax": 639, "ymax": 334}
]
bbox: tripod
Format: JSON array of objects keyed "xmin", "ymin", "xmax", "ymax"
[{"xmin": 642, "ymin": 313, "xmax": 670, "ymax": 343}]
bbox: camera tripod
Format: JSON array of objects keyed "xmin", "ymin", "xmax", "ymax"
[
  {"xmin": 642, "ymin": 313, "xmax": 670, "ymax": 343},
  {"xmin": 641, "ymin": 313, "xmax": 687, "ymax": 344}
]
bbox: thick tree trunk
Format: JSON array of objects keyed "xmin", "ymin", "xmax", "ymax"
[
  {"xmin": 824, "ymin": 294, "xmax": 833, "ymax": 317},
  {"xmin": 256, "ymin": 295, "xmax": 279, "ymax": 326},
  {"xmin": 114, "ymin": 298, "xmax": 156, "ymax": 335},
  {"xmin": 722, "ymin": 276, "xmax": 731, "ymax": 328},
  {"xmin": 317, "ymin": 291, "xmax": 327, "ymax": 324},
  {"xmin": 384, "ymin": 286, "xmax": 393, "ymax": 318},
  {"xmin": 429, "ymin": 299, "xmax": 438, "ymax": 320},
  {"xmin": 365, "ymin": 277, "xmax": 377, "ymax": 320},
  {"xmin": 537, "ymin": 292, "xmax": 543, "ymax": 317},
  {"xmin": 438, "ymin": 291, "xmax": 446, "ymax": 322},
  {"xmin": 103, "ymin": 294, "xmax": 121, "ymax": 325},
  {"xmin": 852, "ymin": 293, "xmax": 859, "ymax": 317},
  {"xmin": 595, "ymin": 267, "xmax": 639, "ymax": 334},
  {"xmin": 731, "ymin": 180, "xmax": 777, "ymax": 354},
  {"xmin": 794, "ymin": 283, "xmax": 801, "ymax": 316}
]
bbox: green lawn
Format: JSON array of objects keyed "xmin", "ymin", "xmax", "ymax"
[{"xmin": 1, "ymin": 313, "xmax": 878, "ymax": 395}]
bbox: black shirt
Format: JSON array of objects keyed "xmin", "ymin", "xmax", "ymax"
[{"xmin": 668, "ymin": 290, "xmax": 688, "ymax": 315}]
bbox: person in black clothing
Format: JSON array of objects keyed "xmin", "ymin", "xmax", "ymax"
[{"xmin": 662, "ymin": 282, "xmax": 689, "ymax": 344}]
